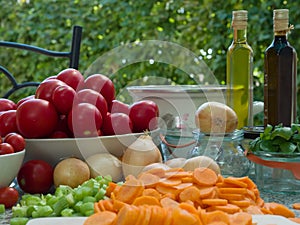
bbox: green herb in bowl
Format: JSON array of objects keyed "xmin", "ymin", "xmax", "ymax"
[{"xmin": 249, "ymin": 123, "xmax": 300, "ymax": 155}]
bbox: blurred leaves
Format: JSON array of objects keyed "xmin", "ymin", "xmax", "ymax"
[{"xmin": 1, "ymin": 0, "xmax": 300, "ymax": 124}]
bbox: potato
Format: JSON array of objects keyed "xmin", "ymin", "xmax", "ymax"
[
  {"xmin": 195, "ymin": 101, "xmax": 238, "ymax": 133},
  {"xmin": 183, "ymin": 156, "xmax": 220, "ymax": 175}
]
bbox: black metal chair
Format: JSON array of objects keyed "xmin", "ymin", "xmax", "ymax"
[{"xmin": 0, "ymin": 25, "xmax": 82, "ymax": 98}]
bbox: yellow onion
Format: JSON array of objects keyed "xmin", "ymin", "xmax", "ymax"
[{"xmin": 122, "ymin": 134, "xmax": 162, "ymax": 177}]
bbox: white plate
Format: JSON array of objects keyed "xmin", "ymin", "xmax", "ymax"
[{"xmin": 26, "ymin": 215, "xmax": 299, "ymax": 225}]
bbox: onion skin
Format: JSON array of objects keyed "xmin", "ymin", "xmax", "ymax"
[
  {"xmin": 86, "ymin": 153, "xmax": 123, "ymax": 182},
  {"xmin": 195, "ymin": 102, "xmax": 238, "ymax": 134},
  {"xmin": 122, "ymin": 134, "xmax": 162, "ymax": 177},
  {"xmin": 53, "ymin": 158, "xmax": 90, "ymax": 188}
]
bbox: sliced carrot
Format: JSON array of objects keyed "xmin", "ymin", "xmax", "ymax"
[
  {"xmin": 179, "ymin": 202, "xmax": 199, "ymax": 215},
  {"xmin": 172, "ymin": 207, "xmax": 201, "ymax": 225},
  {"xmin": 155, "ymin": 183, "xmax": 180, "ymax": 197},
  {"xmin": 229, "ymin": 212, "xmax": 252, "ymax": 225},
  {"xmin": 144, "ymin": 167, "xmax": 166, "ymax": 178},
  {"xmin": 260, "ymin": 207, "xmax": 273, "ymax": 215},
  {"xmin": 264, "ymin": 202, "xmax": 295, "ymax": 218},
  {"xmin": 179, "ymin": 186, "xmax": 201, "ymax": 202},
  {"xmin": 132, "ymin": 195, "xmax": 161, "ymax": 206},
  {"xmin": 207, "ymin": 203, "xmax": 241, "ymax": 214},
  {"xmin": 159, "ymin": 178, "xmax": 182, "ymax": 187},
  {"xmin": 101, "ymin": 199, "xmax": 114, "ymax": 212},
  {"xmin": 142, "ymin": 188, "xmax": 161, "ymax": 199},
  {"xmin": 255, "ymin": 197, "xmax": 264, "ymax": 207},
  {"xmin": 218, "ymin": 193, "xmax": 244, "ymax": 201},
  {"xmin": 223, "ymin": 177, "xmax": 248, "ymax": 188},
  {"xmin": 115, "ymin": 176, "xmax": 144, "ymax": 204},
  {"xmin": 164, "ymin": 170, "xmax": 192, "ymax": 179},
  {"xmin": 134, "ymin": 205, "xmax": 147, "ymax": 225},
  {"xmin": 138, "ymin": 172, "xmax": 160, "ymax": 188},
  {"xmin": 202, "ymin": 210, "xmax": 230, "ymax": 225},
  {"xmin": 293, "ymin": 203, "xmax": 300, "ymax": 210},
  {"xmin": 234, "ymin": 176, "xmax": 257, "ymax": 190},
  {"xmin": 114, "ymin": 205, "xmax": 138, "ymax": 225},
  {"xmin": 202, "ymin": 198, "xmax": 228, "ymax": 206},
  {"xmin": 181, "ymin": 176, "xmax": 194, "ymax": 183},
  {"xmin": 94, "ymin": 202, "xmax": 102, "ymax": 213},
  {"xmin": 164, "ymin": 208, "xmax": 174, "ymax": 225},
  {"xmin": 160, "ymin": 196, "xmax": 179, "ymax": 209},
  {"xmin": 83, "ymin": 211, "xmax": 117, "ymax": 225},
  {"xmin": 193, "ymin": 167, "xmax": 218, "ymax": 186},
  {"xmin": 243, "ymin": 205, "xmax": 264, "ymax": 215},
  {"xmin": 105, "ymin": 182, "xmax": 118, "ymax": 197},
  {"xmin": 173, "ymin": 182, "xmax": 193, "ymax": 191},
  {"xmin": 198, "ymin": 186, "xmax": 216, "ymax": 199},
  {"xmin": 112, "ymin": 199, "xmax": 127, "ymax": 212},
  {"xmin": 218, "ymin": 187, "xmax": 247, "ymax": 195},
  {"xmin": 229, "ymin": 200, "xmax": 251, "ymax": 208}
]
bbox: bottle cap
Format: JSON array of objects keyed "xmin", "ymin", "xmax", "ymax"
[
  {"xmin": 232, "ymin": 10, "xmax": 248, "ymax": 29},
  {"xmin": 273, "ymin": 9, "xmax": 290, "ymax": 32}
]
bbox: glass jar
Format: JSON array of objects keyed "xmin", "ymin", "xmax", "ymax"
[{"xmin": 190, "ymin": 129, "xmax": 251, "ymax": 177}]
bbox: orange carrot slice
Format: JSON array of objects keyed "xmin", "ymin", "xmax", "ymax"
[
  {"xmin": 132, "ymin": 195, "xmax": 161, "ymax": 206},
  {"xmin": 83, "ymin": 211, "xmax": 117, "ymax": 225},
  {"xmin": 193, "ymin": 167, "xmax": 218, "ymax": 186}
]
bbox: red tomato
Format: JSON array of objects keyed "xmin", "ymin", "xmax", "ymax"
[
  {"xmin": 0, "ymin": 98, "xmax": 16, "ymax": 112},
  {"xmin": 68, "ymin": 103, "xmax": 103, "ymax": 138},
  {"xmin": 16, "ymin": 95, "xmax": 35, "ymax": 108},
  {"xmin": 35, "ymin": 79, "xmax": 67, "ymax": 103},
  {"xmin": 102, "ymin": 112, "xmax": 133, "ymax": 135},
  {"xmin": 129, "ymin": 100, "xmax": 159, "ymax": 133},
  {"xmin": 4, "ymin": 133, "xmax": 25, "ymax": 152},
  {"xmin": 83, "ymin": 74, "xmax": 115, "ymax": 108},
  {"xmin": 76, "ymin": 89, "xmax": 108, "ymax": 119},
  {"xmin": 0, "ymin": 110, "xmax": 17, "ymax": 137},
  {"xmin": 0, "ymin": 187, "xmax": 19, "ymax": 208},
  {"xmin": 51, "ymin": 115, "xmax": 72, "ymax": 138},
  {"xmin": 16, "ymin": 99, "xmax": 59, "ymax": 138},
  {"xmin": 56, "ymin": 68, "xmax": 84, "ymax": 90},
  {"xmin": 51, "ymin": 85, "xmax": 76, "ymax": 115},
  {"xmin": 110, "ymin": 99, "xmax": 130, "ymax": 115},
  {"xmin": 17, "ymin": 160, "xmax": 54, "ymax": 194},
  {"xmin": 0, "ymin": 143, "xmax": 14, "ymax": 155}
]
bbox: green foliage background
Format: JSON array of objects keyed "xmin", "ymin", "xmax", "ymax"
[{"xmin": 1, "ymin": 0, "xmax": 300, "ymax": 125}]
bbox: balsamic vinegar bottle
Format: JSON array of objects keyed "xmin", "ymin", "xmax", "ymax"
[
  {"xmin": 226, "ymin": 10, "xmax": 254, "ymax": 129},
  {"xmin": 264, "ymin": 9, "xmax": 297, "ymax": 127}
]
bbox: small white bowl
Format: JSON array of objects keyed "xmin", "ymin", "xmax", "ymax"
[
  {"xmin": 0, "ymin": 150, "xmax": 25, "ymax": 188},
  {"xmin": 24, "ymin": 128, "xmax": 160, "ymax": 166}
]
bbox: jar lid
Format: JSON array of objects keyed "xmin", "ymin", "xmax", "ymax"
[{"xmin": 242, "ymin": 126, "xmax": 264, "ymax": 139}]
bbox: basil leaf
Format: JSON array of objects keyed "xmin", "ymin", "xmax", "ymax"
[
  {"xmin": 279, "ymin": 141, "xmax": 297, "ymax": 153},
  {"xmin": 259, "ymin": 140, "xmax": 278, "ymax": 152},
  {"xmin": 270, "ymin": 127, "xmax": 293, "ymax": 140}
]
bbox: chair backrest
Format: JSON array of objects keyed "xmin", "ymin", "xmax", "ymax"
[{"xmin": 0, "ymin": 25, "xmax": 82, "ymax": 98}]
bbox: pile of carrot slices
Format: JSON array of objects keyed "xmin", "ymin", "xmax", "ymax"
[{"xmin": 84, "ymin": 167, "xmax": 300, "ymax": 225}]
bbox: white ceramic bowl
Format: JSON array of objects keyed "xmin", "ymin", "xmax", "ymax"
[
  {"xmin": 0, "ymin": 150, "xmax": 26, "ymax": 188},
  {"xmin": 24, "ymin": 128, "xmax": 161, "ymax": 166},
  {"xmin": 127, "ymin": 85, "xmax": 228, "ymax": 130}
]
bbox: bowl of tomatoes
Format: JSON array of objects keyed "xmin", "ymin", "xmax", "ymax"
[
  {"xmin": 24, "ymin": 128, "xmax": 161, "ymax": 167},
  {"xmin": 0, "ymin": 133, "xmax": 26, "ymax": 188}
]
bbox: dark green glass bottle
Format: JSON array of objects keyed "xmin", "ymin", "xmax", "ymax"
[{"xmin": 264, "ymin": 9, "xmax": 297, "ymax": 127}]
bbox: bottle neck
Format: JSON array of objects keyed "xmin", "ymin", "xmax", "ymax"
[{"xmin": 233, "ymin": 28, "xmax": 247, "ymax": 43}]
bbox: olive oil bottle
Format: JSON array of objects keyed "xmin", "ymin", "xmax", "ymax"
[
  {"xmin": 264, "ymin": 9, "xmax": 297, "ymax": 127},
  {"xmin": 226, "ymin": 10, "xmax": 253, "ymax": 129}
]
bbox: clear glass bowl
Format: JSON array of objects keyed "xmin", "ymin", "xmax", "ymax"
[{"xmin": 190, "ymin": 129, "xmax": 251, "ymax": 177}]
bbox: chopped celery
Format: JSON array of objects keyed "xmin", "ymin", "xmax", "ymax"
[
  {"xmin": 80, "ymin": 202, "xmax": 94, "ymax": 216},
  {"xmin": 11, "ymin": 176, "xmax": 112, "ymax": 220},
  {"xmin": 0, "ymin": 204, "xmax": 5, "ymax": 213},
  {"xmin": 10, "ymin": 217, "xmax": 29, "ymax": 225},
  {"xmin": 60, "ymin": 208, "xmax": 74, "ymax": 217}
]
